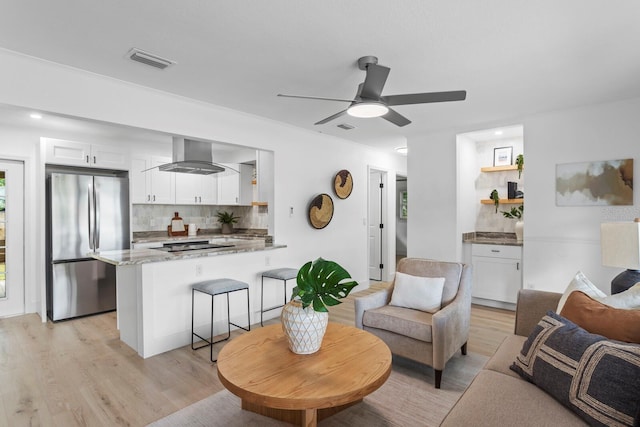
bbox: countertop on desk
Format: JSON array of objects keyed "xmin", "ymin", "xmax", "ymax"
[
  {"xmin": 93, "ymin": 240, "xmax": 286, "ymax": 266},
  {"xmin": 462, "ymin": 232, "xmax": 522, "ymax": 247}
]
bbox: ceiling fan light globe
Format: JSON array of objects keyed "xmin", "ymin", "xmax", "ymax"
[{"xmin": 347, "ymin": 102, "xmax": 389, "ymax": 118}]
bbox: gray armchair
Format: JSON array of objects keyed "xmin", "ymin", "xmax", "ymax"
[{"xmin": 354, "ymin": 258, "xmax": 472, "ymax": 388}]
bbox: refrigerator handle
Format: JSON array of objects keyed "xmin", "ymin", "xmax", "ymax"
[
  {"xmin": 88, "ymin": 184, "xmax": 95, "ymax": 250},
  {"xmin": 95, "ymin": 188, "xmax": 101, "ymax": 250}
]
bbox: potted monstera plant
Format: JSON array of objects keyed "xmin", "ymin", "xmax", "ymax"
[{"xmin": 281, "ymin": 258, "xmax": 358, "ymax": 354}]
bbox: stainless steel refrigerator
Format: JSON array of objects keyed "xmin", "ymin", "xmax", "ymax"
[{"xmin": 46, "ymin": 168, "xmax": 130, "ymax": 321}]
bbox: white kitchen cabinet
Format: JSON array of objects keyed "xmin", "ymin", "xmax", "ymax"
[
  {"xmin": 220, "ymin": 163, "xmax": 254, "ymax": 205},
  {"xmin": 175, "ymin": 173, "xmax": 218, "ymax": 205},
  {"xmin": 44, "ymin": 138, "xmax": 129, "ymax": 170},
  {"xmin": 199, "ymin": 175, "xmax": 218, "ymax": 204},
  {"xmin": 130, "ymin": 155, "xmax": 175, "ymax": 204},
  {"xmin": 255, "ymin": 150, "xmax": 274, "ymax": 205},
  {"xmin": 174, "ymin": 173, "xmax": 200, "ymax": 205},
  {"xmin": 471, "ymin": 244, "xmax": 522, "ymax": 304},
  {"xmin": 217, "ymin": 163, "xmax": 242, "ymax": 205},
  {"xmin": 238, "ymin": 164, "xmax": 253, "ymax": 205}
]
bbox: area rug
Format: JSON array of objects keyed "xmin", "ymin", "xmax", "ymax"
[{"xmin": 148, "ymin": 351, "xmax": 486, "ymax": 427}]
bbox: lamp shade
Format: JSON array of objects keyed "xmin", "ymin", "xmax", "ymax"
[{"xmin": 600, "ymin": 220, "xmax": 640, "ymax": 270}]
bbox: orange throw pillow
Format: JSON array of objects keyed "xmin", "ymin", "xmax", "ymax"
[{"xmin": 560, "ymin": 291, "xmax": 640, "ymax": 344}]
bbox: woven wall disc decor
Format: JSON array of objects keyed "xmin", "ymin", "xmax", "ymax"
[
  {"xmin": 334, "ymin": 169, "xmax": 353, "ymax": 199},
  {"xmin": 308, "ymin": 193, "xmax": 334, "ymax": 229}
]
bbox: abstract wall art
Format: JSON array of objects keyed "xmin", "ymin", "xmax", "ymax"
[{"xmin": 556, "ymin": 159, "xmax": 633, "ymax": 206}]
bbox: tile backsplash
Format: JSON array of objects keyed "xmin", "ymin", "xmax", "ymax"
[{"xmin": 132, "ymin": 204, "xmax": 268, "ymax": 232}]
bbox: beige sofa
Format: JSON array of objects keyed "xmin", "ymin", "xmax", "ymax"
[{"xmin": 440, "ymin": 289, "xmax": 588, "ymax": 426}]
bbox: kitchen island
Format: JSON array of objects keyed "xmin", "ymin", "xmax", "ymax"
[{"xmin": 93, "ymin": 238, "xmax": 286, "ymax": 358}]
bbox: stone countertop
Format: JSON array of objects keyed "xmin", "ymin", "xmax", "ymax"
[
  {"xmin": 462, "ymin": 232, "xmax": 522, "ymax": 247},
  {"xmin": 92, "ymin": 240, "xmax": 286, "ymax": 266},
  {"xmin": 132, "ymin": 228, "xmax": 270, "ymax": 244}
]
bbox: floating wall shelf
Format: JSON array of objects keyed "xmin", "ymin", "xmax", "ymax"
[
  {"xmin": 481, "ymin": 199, "xmax": 524, "ymax": 205},
  {"xmin": 480, "ymin": 165, "xmax": 521, "ymax": 173}
]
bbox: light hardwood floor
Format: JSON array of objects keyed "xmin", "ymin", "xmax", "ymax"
[{"xmin": 0, "ymin": 282, "xmax": 514, "ymax": 426}]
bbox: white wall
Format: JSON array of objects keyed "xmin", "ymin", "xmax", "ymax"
[
  {"xmin": 0, "ymin": 49, "xmax": 406, "ymax": 319},
  {"xmin": 396, "ymin": 178, "xmax": 407, "ymax": 256},
  {"xmin": 407, "ymin": 129, "xmax": 459, "ymax": 261},
  {"xmin": 410, "ymin": 97, "xmax": 640, "ymax": 295},
  {"xmin": 456, "ymin": 134, "xmax": 477, "ymax": 236},
  {"xmin": 523, "ymin": 98, "xmax": 640, "ymax": 294}
]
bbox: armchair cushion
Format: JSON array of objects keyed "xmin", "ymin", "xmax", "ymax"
[
  {"xmin": 389, "ymin": 272, "xmax": 445, "ymax": 313},
  {"xmin": 362, "ymin": 305, "xmax": 433, "ymax": 342}
]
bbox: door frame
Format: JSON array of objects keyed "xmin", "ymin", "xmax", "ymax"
[
  {"xmin": 1, "ymin": 153, "xmax": 38, "ymax": 321},
  {"xmin": 0, "ymin": 159, "xmax": 25, "ymax": 317},
  {"xmin": 367, "ymin": 166, "xmax": 390, "ymax": 282}
]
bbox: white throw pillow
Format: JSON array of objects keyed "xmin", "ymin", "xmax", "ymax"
[
  {"xmin": 556, "ymin": 271, "xmax": 606, "ymax": 313},
  {"xmin": 595, "ymin": 282, "xmax": 640, "ymax": 309},
  {"xmin": 389, "ymin": 271, "xmax": 445, "ymax": 313}
]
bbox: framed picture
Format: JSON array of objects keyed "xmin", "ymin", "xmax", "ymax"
[
  {"xmin": 399, "ymin": 191, "xmax": 408, "ymax": 219},
  {"xmin": 556, "ymin": 159, "xmax": 633, "ymax": 206},
  {"xmin": 494, "ymin": 146, "xmax": 513, "ymax": 167}
]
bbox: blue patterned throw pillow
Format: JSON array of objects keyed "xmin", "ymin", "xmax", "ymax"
[{"xmin": 511, "ymin": 311, "xmax": 640, "ymax": 426}]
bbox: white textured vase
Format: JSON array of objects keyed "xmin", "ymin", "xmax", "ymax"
[
  {"xmin": 280, "ymin": 300, "xmax": 329, "ymax": 354},
  {"xmin": 515, "ymin": 220, "xmax": 524, "ymax": 242}
]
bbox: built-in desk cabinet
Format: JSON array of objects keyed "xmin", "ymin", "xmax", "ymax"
[
  {"xmin": 471, "ymin": 244, "xmax": 522, "ymax": 304},
  {"xmin": 44, "ymin": 138, "xmax": 129, "ymax": 170}
]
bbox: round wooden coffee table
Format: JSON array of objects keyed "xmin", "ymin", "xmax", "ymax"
[{"xmin": 217, "ymin": 323, "xmax": 392, "ymax": 427}]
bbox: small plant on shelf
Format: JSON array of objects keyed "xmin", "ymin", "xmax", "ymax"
[
  {"xmin": 516, "ymin": 154, "xmax": 524, "ymax": 178},
  {"xmin": 490, "ymin": 189, "xmax": 500, "ymax": 213},
  {"xmin": 502, "ymin": 205, "xmax": 524, "ymax": 220}
]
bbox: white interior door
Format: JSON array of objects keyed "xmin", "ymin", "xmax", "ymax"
[
  {"xmin": 0, "ymin": 160, "xmax": 24, "ymax": 317},
  {"xmin": 369, "ymin": 171, "xmax": 383, "ymax": 280}
]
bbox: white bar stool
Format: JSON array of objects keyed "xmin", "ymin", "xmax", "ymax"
[
  {"xmin": 260, "ymin": 268, "xmax": 298, "ymax": 326},
  {"xmin": 191, "ymin": 278, "xmax": 250, "ymax": 362}
]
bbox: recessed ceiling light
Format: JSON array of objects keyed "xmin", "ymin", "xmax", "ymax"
[
  {"xmin": 395, "ymin": 146, "xmax": 408, "ymax": 155},
  {"xmin": 30, "ymin": 113, "xmax": 42, "ymax": 119},
  {"xmin": 494, "ymin": 130, "xmax": 503, "ymax": 136}
]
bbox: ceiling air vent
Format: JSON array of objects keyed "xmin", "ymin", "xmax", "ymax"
[
  {"xmin": 127, "ymin": 48, "xmax": 175, "ymax": 70},
  {"xmin": 337, "ymin": 123, "xmax": 355, "ymax": 130}
]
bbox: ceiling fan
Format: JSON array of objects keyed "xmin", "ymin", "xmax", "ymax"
[{"xmin": 278, "ymin": 56, "xmax": 467, "ymax": 127}]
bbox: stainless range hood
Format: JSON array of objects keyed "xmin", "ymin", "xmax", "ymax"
[{"xmin": 158, "ymin": 137, "xmax": 225, "ymax": 175}]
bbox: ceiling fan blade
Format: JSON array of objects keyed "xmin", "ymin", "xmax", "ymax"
[
  {"xmin": 382, "ymin": 90, "xmax": 467, "ymax": 106},
  {"xmin": 359, "ymin": 64, "xmax": 390, "ymax": 100},
  {"xmin": 315, "ymin": 109, "xmax": 348, "ymax": 125},
  {"xmin": 382, "ymin": 108, "xmax": 411, "ymax": 127},
  {"xmin": 277, "ymin": 94, "xmax": 354, "ymax": 103}
]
